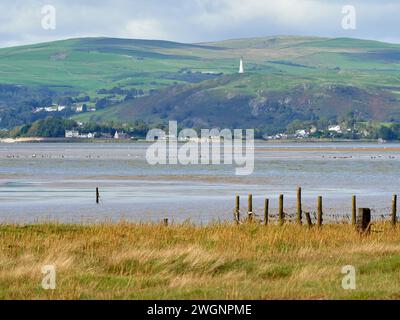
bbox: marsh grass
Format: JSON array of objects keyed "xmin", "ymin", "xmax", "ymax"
[{"xmin": 0, "ymin": 221, "xmax": 400, "ymax": 300}]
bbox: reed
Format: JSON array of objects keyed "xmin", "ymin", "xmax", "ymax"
[{"xmin": 1, "ymin": 221, "xmax": 400, "ymax": 300}]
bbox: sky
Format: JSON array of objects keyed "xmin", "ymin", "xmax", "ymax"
[{"xmin": 0, "ymin": 0, "xmax": 399, "ymax": 48}]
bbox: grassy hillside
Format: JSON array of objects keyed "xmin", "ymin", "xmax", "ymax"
[
  {"xmin": 2, "ymin": 222, "xmax": 400, "ymax": 299},
  {"xmin": 0, "ymin": 36, "xmax": 400, "ymax": 130}
]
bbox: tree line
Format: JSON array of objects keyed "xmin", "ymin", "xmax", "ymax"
[{"xmin": 6, "ymin": 117, "xmax": 151, "ymax": 138}]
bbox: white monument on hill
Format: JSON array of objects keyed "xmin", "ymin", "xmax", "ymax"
[{"xmin": 238, "ymin": 57, "xmax": 244, "ymax": 74}]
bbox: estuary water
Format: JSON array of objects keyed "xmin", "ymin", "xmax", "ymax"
[{"xmin": 0, "ymin": 142, "xmax": 399, "ymax": 223}]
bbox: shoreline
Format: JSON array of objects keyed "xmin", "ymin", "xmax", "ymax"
[{"xmin": 1, "ymin": 137, "xmax": 399, "ymax": 144}]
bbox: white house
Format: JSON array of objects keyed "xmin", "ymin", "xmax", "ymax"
[
  {"xmin": 33, "ymin": 107, "xmax": 44, "ymax": 113},
  {"xmin": 114, "ymin": 131, "xmax": 130, "ymax": 140},
  {"xmin": 65, "ymin": 130, "xmax": 79, "ymax": 138},
  {"xmin": 328, "ymin": 125, "xmax": 342, "ymax": 133},
  {"xmin": 295, "ymin": 129, "xmax": 310, "ymax": 138},
  {"xmin": 75, "ymin": 105, "xmax": 84, "ymax": 112},
  {"xmin": 310, "ymin": 126, "xmax": 318, "ymax": 134},
  {"xmin": 34, "ymin": 104, "xmax": 65, "ymax": 113}
]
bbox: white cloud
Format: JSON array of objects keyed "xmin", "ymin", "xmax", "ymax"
[{"xmin": 193, "ymin": 0, "xmax": 337, "ymax": 32}]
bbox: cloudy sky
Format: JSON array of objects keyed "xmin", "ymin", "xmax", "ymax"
[{"xmin": 0, "ymin": 0, "xmax": 399, "ymax": 47}]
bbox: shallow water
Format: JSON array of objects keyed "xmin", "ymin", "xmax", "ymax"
[{"xmin": 0, "ymin": 142, "xmax": 399, "ymax": 223}]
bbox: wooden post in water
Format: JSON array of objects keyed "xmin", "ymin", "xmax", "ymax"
[
  {"xmin": 235, "ymin": 195, "xmax": 240, "ymax": 224},
  {"xmin": 305, "ymin": 212, "xmax": 313, "ymax": 227},
  {"xmin": 317, "ymin": 196, "xmax": 323, "ymax": 227},
  {"xmin": 264, "ymin": 198, "xmax": 269, "ymax": 226},
  {"xmin": 357, "ymin": 208, "xmax": 371, "ymax": 235},
  {"xmin": 352, "ymin": 195, "xmax": 357, "ymax": 226},
  {"xmin": 248, "ymin": 194, "xmax": 253, "ymax": 222},
  {"xmin": 392, "ymin": 194, "xmax": 397, "ymax": 226},
  {"xmin": 297, "ymin": 187, "xmax": 302, "ymax": 225},
  {"xmin": 278, "ymin": 194, "xmax": 284, "ymax": 225},
  {"xmin": 96, "ymin": 187, "xmax": 100, "ymax": 204}
]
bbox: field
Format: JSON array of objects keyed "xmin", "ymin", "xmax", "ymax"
[
  {"xmin": 1, "ymin": 36, "xmax": 400, "ymax": 130},
  {"xmin": 1, "ymin": 221, "xmax": 400, "ymax": 300},
  {"xmin": 1, "ymin": 36, "xmax": 400, "ymax": 92}
]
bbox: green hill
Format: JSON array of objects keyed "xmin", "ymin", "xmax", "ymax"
[{"xmin": 0, "ymin": 36, "xmax": 400, "ymax": 131}]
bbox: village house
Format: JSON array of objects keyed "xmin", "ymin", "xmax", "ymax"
[
  {"xmin": 77, "ymin": 132, "xmax": 96, "ymax": 139},
  {"xmin": 65, "ymin": 130, "xmax": 79, "ymax": 138},
  {"xmin": 295, "ymin": 129, "xmax": 310, "ymax": 139},
  {"xmin": 310, "ymin": 126, "xmax": 318, "ymax": 134},
  {"xmin": 34, "ymin": 104, "xmax": 66, "ymax": 113},
  {"xmin": 328, "ymin": 125, "xmax": 342, "ymax": 133},
  {"xmin": 75, "ymin": 104, "xmax": 87, "ymax": 113},
  {"xmin": 65, "ymin": 130, "xmax": 96, "ymax": 139},
  {"xmin": 114, "ymin": 131, "xmax": 130, "ymax": 140},
  {"xmin": 264, "ymin": 133, "xmax": 289, "ymax": 140}
]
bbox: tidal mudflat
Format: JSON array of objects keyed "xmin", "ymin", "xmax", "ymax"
[{"xmin": 0, "ymin": 142, "xmax": 399, "ymax": 223}]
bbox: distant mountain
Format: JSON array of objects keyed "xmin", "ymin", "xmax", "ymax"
[{"xmin": 0, "ymin": 36, "xmax": 399, "ymax": 131}]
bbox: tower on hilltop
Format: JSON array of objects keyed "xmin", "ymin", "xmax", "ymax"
[{"xmin": 239, "ymin": 57, "xmax": 244, "ymax": 74}]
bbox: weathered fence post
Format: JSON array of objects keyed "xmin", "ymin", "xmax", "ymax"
[
  {"xmin": 305, "ymin": 212, "xmax": 313, "ymax": 227},
  {"xmin": 317, "ymin": 196, "xmax": 323, "ymax": 227},
  {"xmin": 264, "ymin": 198, "xmax": 269, "ymax": 226},
  {"xmin": 352, "ymin": 195, "xmax": 357, "ymax": 226},
  {"xmin": 357, "ymin": 208, "xmax": 371, "ymax": 235},
  {"xmin": 235, "ymin": 195, "xmax": 240, "ymax": 224},
  {"xmin": 96, "ymin": 187, "xmax": 100, "ymax": 204},
  {"xmin": 278, "ymin": 194, "xmax": 284, "ymax": 225},
  {"xmin": 297, "ymin": 187, "xmax": 302, "ymax": 225},
  {"xmin": 392, "ymin": 194, "xmax": 397, "ymax": 226},
  {"xmin": 248, "ymin": 194, "xmax": 253, "ymax": 222}
]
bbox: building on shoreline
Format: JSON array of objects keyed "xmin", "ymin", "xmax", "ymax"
[
  {"xmin": 114, "ymin": 131, "xmax": 130, "ymax": 140},
  {"xmin": 65, "ymin": 130, "xmax": 79, "ymax": 138},
  {"xmin": 328, "ymin": 125, "xmax": 342, "ymax": 133},
  {"xmin": 65, "ymin": 130, "xmax": 96, "ymax": 139}
]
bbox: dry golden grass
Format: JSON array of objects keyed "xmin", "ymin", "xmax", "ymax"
[{"xmin": 1, "ymin": 221, "xmax": 400, "ymax": 300}]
